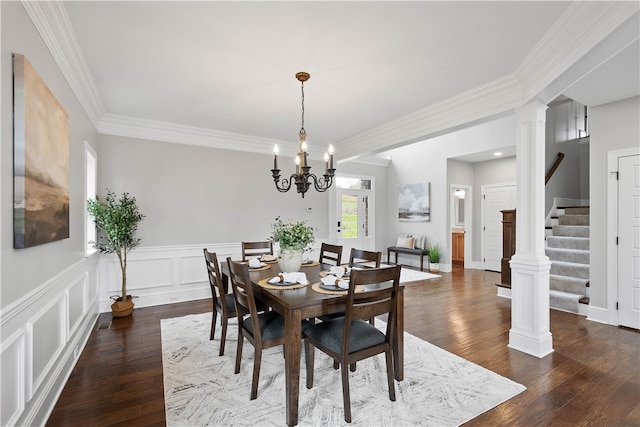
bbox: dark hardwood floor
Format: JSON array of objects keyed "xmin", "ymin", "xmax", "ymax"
[{"xmin": 46, "ymin": 266, "xmax": 639, "ymax": 426}]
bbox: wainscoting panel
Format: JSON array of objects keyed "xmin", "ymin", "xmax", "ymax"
[
  {"xmin": 29, "ymin": 294, "xmax": 66, "ymax": 399},
  {"xmin": 0, "ymin": 329, "xmax": 26, "ymax": 427},
  {"xmin": 67, "ymin": 272, "xmax": 87, "ymax": 346},
  {"xmin": 0, "ymin": 256, "xmax": 100, "ymax": 426},
  {"xmin": 98, "ymin": 243, "xmax": 243, "ymax": 312}
]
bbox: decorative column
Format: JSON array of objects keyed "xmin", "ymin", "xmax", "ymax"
[{"xmin": 508, "ymin": 101, "xmax": 554, "ymax": 358}]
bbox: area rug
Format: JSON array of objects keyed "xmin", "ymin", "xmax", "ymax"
[
  {"xmin": 162, "ymin": 313, "xmax": 525, "ymax": 426},
  {"xmin": 399, "ymin": 266, "xmax": 440, "ymax": 282}
]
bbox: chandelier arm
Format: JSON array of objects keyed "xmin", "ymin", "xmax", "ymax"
[
  {"xmin": 308, "ymin": 174, "xmax": 334, "ymax": 193},
  {"xmin": 272, "ymin": 172, "xmax": 295, "ymax": 193}
]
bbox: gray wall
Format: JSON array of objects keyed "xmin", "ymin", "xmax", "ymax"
[
  {"xmin": 589, "ymin": 96, "xmax": 639, "ymax": 309},
  {"xmin": 96, "ymin": 133, "xmax": 388, "ymax": 250},
  {"xmin": 1, "ymin": 2, "xmax": 97, "ymax": 308},
  {"xmin": 383, "ymin": 114, "xmax": 517, "ymax": 267}
]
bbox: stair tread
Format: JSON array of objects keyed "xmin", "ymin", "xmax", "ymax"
[
  {"xmin": 550, "ymin": 274, "xmax": 589, "ymax": 283},
  {"xmin": 547, "ymin": 247, "xmax": 590, "ymax": 254},
  {"xmin": 551, "ymin": 260, "xmax": 590, "ymax": 267},
  {"xmin": 550, "ymin": 289, "xmax": 585, "ymax": 298}
]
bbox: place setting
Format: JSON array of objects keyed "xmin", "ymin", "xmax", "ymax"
[
  {"xmin": 258, "ymin": 272, "xmax": 309, "ymax": 290},
  {"xmin": 246, "ymin": 258, "xmax": 271, "ymax": 271},
  {"xmin": 313, "ymin": 266, "xmax": 364, "ymax": 295}
]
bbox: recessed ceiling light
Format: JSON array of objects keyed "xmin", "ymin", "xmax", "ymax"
[{"xmin": 493, "ymin": 151, "xmax": 503, "ymax": 156}]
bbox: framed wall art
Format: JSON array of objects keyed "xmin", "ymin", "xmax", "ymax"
[
  {"xmin": 13, "ymin": 53, "xmax": 69, "ymax": 249},
  {"xmin": 398, "ymin": 182, "xmax": 430, "ymax": 222}
]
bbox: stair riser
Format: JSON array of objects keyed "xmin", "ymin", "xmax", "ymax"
[
  {"xmin": 563, "ymin": 207, "xmax": 590, "ymax": 215},
  {"xmin": 546, "ymin": 236, "xmax": 590, "ymax": 250},
  {"xmin": 558, "ymin": 215, "xmax": 590, "ymax": 226},
  {"xmin": 552, "ymin": 225, "xmax": 590, "ymax": 238},
  {"xmin": 546, "ymin": 248, "xmax": 590, "ymax": 264},
  {"xmin": 550, "ymin": 262, "xmax": 589, "ymax": 279},
  {"xmin": 550, "ymin": 276, "xmax": 588, "ymax": 295}
]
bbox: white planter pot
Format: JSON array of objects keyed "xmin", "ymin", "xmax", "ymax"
[
  {"xmin": 278, "ymin": 248, "xmax": 304, "ymax": 273},
  {"xmin": 429, "ymin": 262, "xmax": 440, "ymax": 273}
]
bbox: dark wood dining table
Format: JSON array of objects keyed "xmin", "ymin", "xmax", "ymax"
[{"xmin": 221, "ymin": 260, "xmax": 404, "ymax": 426}]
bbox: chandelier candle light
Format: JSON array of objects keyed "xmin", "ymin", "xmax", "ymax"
[{"xmin": 271, "ymin": 72, "xmax": 336, "ymax": 198}]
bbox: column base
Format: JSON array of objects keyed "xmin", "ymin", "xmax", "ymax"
[{"xmin": 508, "ymin": 329, "xmax": 554, "ymax": 358}]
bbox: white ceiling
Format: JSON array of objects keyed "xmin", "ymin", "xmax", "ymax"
[{"xmin": 41, "ymin": 2, "xmax": 640, "ymax": 162}]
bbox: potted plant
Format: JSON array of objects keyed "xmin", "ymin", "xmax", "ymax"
[
  {"xmin": 269, "ymin": 216, "xmax": 315, "ymax": 272},
  {"xmin": 427, "ymin": 243, "xmax": 441, "ymax": 273},
  {"xmin": 87, "ymin": 190, "xmax": 145, "ymax": 317}
]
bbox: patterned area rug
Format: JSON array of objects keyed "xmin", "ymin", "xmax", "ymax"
[
  {"xmin": 399, "ymin": 266, "xmax": 440, "ymax": 282},
  {"xmin": 162, "ymin": 313, "xmax": 525, "ymax": 426}
]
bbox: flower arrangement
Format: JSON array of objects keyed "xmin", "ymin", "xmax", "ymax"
[{"xmin": 269, "ymin": 216, "xmax": 315, "ymax": 252}]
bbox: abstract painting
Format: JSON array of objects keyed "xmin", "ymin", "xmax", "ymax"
[
  {"xmin": 13, "ymin": 53, "xmax": 69, "ymax": 248},
  {"xmin": 399, "ymin": 182, "xmax": 430, "ymax": 222}
]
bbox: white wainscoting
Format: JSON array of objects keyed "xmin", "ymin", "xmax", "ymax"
[
  {"xmin": 1, "ymin": 241, "xmax": 325, "ymax": 426},
  {"xmin": 97, "ymin": 242, "xmax": 325, "ymax": 312},
  {"xmin": 0, "ymin": 255, "xmax": 99, "ymax": 427}
]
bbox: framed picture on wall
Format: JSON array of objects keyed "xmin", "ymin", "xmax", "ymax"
[
  {"xmin": 398, "ymin": 182, "xmax": 430, "ymax": 222},
  {"xmin": 13, "ymin": 53, "xmax": 70, "ymax": 249}
]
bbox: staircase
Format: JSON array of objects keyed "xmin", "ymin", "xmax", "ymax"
[{"xmin": 545, "ymin": 204, "xmax": 590, "ymax": 315}]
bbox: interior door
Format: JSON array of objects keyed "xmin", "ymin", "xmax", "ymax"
[
  {"xmin": 618, "ymin": 154, "xmax": 640, "ymax": 329},
  {"xmin": 335, "ymin": 179, "xmax": 374, "ymax": 258},
  {"xmin": 482, "ymin": 184, "xmax": 516, "ymax": 272}
]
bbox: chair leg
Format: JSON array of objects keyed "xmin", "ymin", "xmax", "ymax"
[
  {"xmin": 341, "ymin": 361, "xmax": 352, "ymax": 423},
  {"xmin": 251, "ymin": 346, "xmax": 262, "ymax": 400},
  {"xmin": 333, "ymin": 359, "xmax": 339, "ymax": 370},
  {"xmin": 385, "ymin": 348, "xmax": 396, "ymax": 401},
  {"xmin": 304, "ymin": 338, "xmax": 314, "ymax": 389},
  {"xmin": 210, "ymin": 310, "xmax": 218, "ymax": 340},
  {"xmin": 219, "ymin": 316, "xmax": 228, "ymax": 356},
  {"xmin": 234, "ymin": 328, "xmax": 244, "ymax": 374},
  {"xmin": 350, "ymin": 362, "xmax": 356, "ymax": 372}
]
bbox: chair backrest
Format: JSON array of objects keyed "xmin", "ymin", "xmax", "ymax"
[
  {"xmin": 319, "ymin": 243, "xmax": 343, "ymax": 266},
  {"xmin": 344, "ymin": 265, "xmax": 401, "ymax": 343},
  {"xmin": 241, "ymin": 241, "xmax": 273, "ymax": 261},
  {"xmin": 226, "ymin": 257, "xmax": 262, "ymax": 338},
  {"xmin": 348, "ymin": 248, "xmax": 381, "ymax": 268},
  {"xmin": 203, "ymin": 248, "xmax": 224, "ymax": 302}
]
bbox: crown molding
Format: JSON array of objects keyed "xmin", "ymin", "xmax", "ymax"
[
  {"xmin": 22, "ymin": 1, "xmax": 104, "ymax": 127},
  {"xmin": 337, "ymin": 74, "xmax": 523, "ymax": 162},
  {"xmin": 97, "ymin": 114, "xmax": 295, "ymax": 155},
  {"xmin": 26, "ymin": 1, "xmax": 637, "ymax": 161},
  {"xmin": 515, "ymin": 1, "xmax": 640, "ymax": 103}
]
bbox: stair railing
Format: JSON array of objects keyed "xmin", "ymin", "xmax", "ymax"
[{"xmin": 545, "ymin": 152, "xmax": 565, "ymax": 184}]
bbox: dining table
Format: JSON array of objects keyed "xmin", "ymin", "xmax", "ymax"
[{"xmin": 220, "ymin": 259, "xmax": 405, "ymax": 427}]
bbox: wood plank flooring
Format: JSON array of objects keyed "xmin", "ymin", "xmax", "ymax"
[{"xmin": 46, "ymin": 267, "xmax": 639, "ymax": 426}]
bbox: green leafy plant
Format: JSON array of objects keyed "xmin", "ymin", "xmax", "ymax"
[
  {"xmin": 427, "ymin": 243, "xmax": 441, "ymax": 263},
  {"xmin": 269, "ymin": 216, "xmax": 315, "ymax": 252},
  {"xmin": 87, "ymin": 190, "xmax": 145, "ymax": 300}
]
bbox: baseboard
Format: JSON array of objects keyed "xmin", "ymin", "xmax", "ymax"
[{"xmin": 586, "ymin": 305, "xmax": 611, "ymax": 325}]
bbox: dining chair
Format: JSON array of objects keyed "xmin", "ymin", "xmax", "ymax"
[
  {"xmin": 203, "ymin": 249, "xmax": 237, "ymax": 356},
  {"xmin": 304, "ymin": 265, "xmax": 401, "ymax": 423},
  {"xmin": 348, "ymin": 248, "xmax": 382, "ymax": 269},
  {"xmin": 318, "ymin": 243, "xmax": 343, "ymax": 266},
  {"xmin": 321, "ymin": 248, "xmax": 382, "ymax": 329},
  {"xmin": 226, "ymin": 257, "xmax": 312, "ymax": 400},
  {"xmin": 241, "ymin": 241, "xmax": 274, "ymax": 261}
]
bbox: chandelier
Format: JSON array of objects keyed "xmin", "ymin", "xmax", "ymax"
[{"xmin": 271, "ymin": 72, "xmax": 335, "ymax": 198}]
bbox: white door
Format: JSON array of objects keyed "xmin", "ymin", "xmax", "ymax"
[
  {"xmin": 618, "ymin": 154, "xmax": 640, "ymax": 329},
  {"xmin": 482, "ymin": 184, "xmax": 516, "ymax": 272},
  {"xmin": 335, "ymin": 177, "xmax": 374, "ymax": 259}
]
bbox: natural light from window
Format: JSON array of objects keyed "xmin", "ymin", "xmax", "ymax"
[{"xmin": 85, "ymin": 142, "xmax": 97, "ymax": 255}]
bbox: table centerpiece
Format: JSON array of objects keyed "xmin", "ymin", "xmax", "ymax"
[{"xmin": 269, "ymin": 216, "xmax": 315, "ymax": 272}]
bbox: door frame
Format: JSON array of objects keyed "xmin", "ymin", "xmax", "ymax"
[
  {"xmin": 329, "ymin": 173, "xmax": 376, "ymax": 253},
  {"xmin": 450, "ymin": 184, "xmax": 472, "ymax": 268},
  {"xmin": 480, "ymin": 182, "xmax": 516, "ymax": 271},
  {"xmin": 607, "ymin": 147, "xmax": 640, "ymax": 326}
]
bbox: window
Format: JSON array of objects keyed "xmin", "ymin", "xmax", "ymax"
[{"xmin": 85, "ymin": 142, "xmax": 97, "ymax": 255}]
